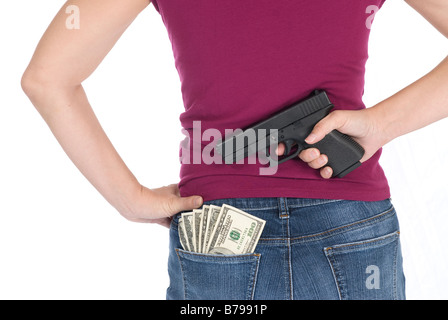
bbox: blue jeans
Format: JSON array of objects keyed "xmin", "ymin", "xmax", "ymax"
[{"xmin": 166, "ymin": 198, "xmax": 405, "ymax": 300}]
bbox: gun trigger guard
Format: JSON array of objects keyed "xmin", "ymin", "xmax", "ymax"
[{"xmin": 268, "ymin": 143, "xmax": 303, "ymax": 167}]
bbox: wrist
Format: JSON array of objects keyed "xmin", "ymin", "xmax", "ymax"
[
  {"xmin": 114, "ymin": 181, "xmax": 148, "ymax": 218},
  {"xmin": 368, "ymin": 100, "xmax": 402, "ymax": 146}
]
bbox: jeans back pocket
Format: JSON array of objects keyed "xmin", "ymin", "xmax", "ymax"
[
  {"xmin": 176, "ymin": 249, "xmax": 261, "ymax": 300},
  {"xmin": 324, "ymin": 231, "xmax": 404, "ymax": 300}
]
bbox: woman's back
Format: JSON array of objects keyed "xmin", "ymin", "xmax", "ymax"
[{"xmin": 152, "ymin": 0, "xmax": 389, "ymax": 201}]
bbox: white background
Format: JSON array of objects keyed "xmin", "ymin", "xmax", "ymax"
[{"xmin": 1, "ymin": 0, "xmax": 448, "ymax": 300}]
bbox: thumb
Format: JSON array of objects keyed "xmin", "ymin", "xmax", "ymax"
[
  {"xmin": 173, "ymin": 194, "xmax": 203, "ymax": 213},
  {"xmin": 167, "ymin": 183, "xmax": 203, "ymax": 212},
  {"xmin": 304, "ymin": 111, "xmax": 346, "ymax": 144}
]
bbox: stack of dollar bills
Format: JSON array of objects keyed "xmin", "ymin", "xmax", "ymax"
[{"xmin": 178, "ymin": 204, "xmax": 266, "ymax": 255}]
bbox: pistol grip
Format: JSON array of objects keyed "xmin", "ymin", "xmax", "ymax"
[{"xmin": 308, "ymin": 130, "xmax": 365, "ymax": 178}]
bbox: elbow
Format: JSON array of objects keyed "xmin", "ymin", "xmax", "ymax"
[
  {"xmin": 21, "ymin": 68, "xmax": 50, "ymax": 105},
  {"xmin": 21, "ymin": 67, "xmax": 80, "ymax": 111},
  {"xmin": 21, "ymin": 69, "xmax": 38, "ymax": 100}
]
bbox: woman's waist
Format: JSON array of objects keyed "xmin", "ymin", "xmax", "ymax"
[{"xmin": 178, "ymin": 161, "xmax": 390, "ymax": 203}]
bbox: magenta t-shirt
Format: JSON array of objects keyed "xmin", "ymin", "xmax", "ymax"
[{"xmin": 151, "ymin": 0, "xmax": 390, "ymax": 202}]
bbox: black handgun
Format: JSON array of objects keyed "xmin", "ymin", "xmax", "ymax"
[{"xmin": 215, "ymin": 90, "xmax": 365, "ymax": 178}]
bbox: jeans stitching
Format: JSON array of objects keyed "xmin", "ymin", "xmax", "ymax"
[
  {"xmin": 249, "ymin": 255, "xmax": 261, "ymax": 300},
  {"xmin": 241, "ymin": 206, "xmax": 279, "ymax": 211},
  {"xmin": 325, "ymin": 253, "xmax": 343, "ymax": 300},
  {"xmin": 393, "ymin": 236, "xmax": 399, "ymax": 300},
  {"xmin": 282, "ymin": 198, "xmax": 293, "ymax": 300},
  {"xmin": 287, "ymin": 199, "xmax": 344, "ymax": 209},
  {"xmin": 293, "ymin": 207, "xmax": 396, "ymax": 243},
  {"xmin": 324, "ymin": 231, "xmax": 399, "ymax": 252},
  {"xmin": 287, "ymin": 219, "xmax": 293, "ymax": 300},
  {"xmin": 175, "ymin": 248, "xmax": 187, "ymax": 300},
  {"xmin": 257, "ymin": 206, "xmax": 395, "ymax": 244}
]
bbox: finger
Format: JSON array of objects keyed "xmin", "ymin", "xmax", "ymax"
[
  {"xmin": 307, "ymin": 154, "xmax": 328, "ymax": 169},
  {"xmin": 165, "ymin": 184, "xmax": 203, "ymax": 214},
  {"xmin": 125, "ymin": 216, "xmax": 155, "ymax": 224},
  {"xmin": 133, "ymin": 217, "xmax": 172, "ymax": 228},
  {"xmin": 275, "ymin": 143, "xmax": 285, "ymax": 156},
  {"xmin": 305, "ymin": 111, "xmax": 346, "ymax": 144},
  {"xmin": 125, "ymin": 215, "xmax": 172, "ymax": 227},
  {"xmin": 153, "ymin": 217, "xmax": 172, "ymax": 228},
  {"xmin": 320, "ymin": 166, "xmax": 333, "ymax": 179},
  {"xmin": 169, "ymin": 194, "xmax": 203, "ymax": 216},
  {"xmin": 168, "ymin": 183, "xmax": 181, "ymax": 197},
  {"xmin": 183, "ymin": 195, "xmax": 204, "ymax": 210},
  {"xmin": 298, "ymin": 148, "xmax": 320, "ymax": 162}
]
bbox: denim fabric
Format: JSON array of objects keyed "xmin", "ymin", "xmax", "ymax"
[{"xmin": 166, "ymin": 198, "xmax": 405, "ymax": 300}]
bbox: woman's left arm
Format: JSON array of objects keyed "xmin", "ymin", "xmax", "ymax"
[{"xmin": 292, "ymin": 0, "xmax": 448, "ymax": 178}]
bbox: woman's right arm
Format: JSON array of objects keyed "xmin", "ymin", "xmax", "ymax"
[{"xmin": 21, "ymin": 0, "xmax": 203, "ymax": 227}]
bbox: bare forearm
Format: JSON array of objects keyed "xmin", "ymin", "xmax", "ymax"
[
  {"xmin": 372, "ymin": 0, "xmax": 448, "ymax": 143},
  {"xmin": 26, "ymin": 83, "xmax": 141, "ymax": 216},
  {"xmin": 372, "ymin": 55, "xmax": 448, "ymax": 144},
  {"xmin": 21, "ymin": 0, "xmax": 202, "ymax": 226}
]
